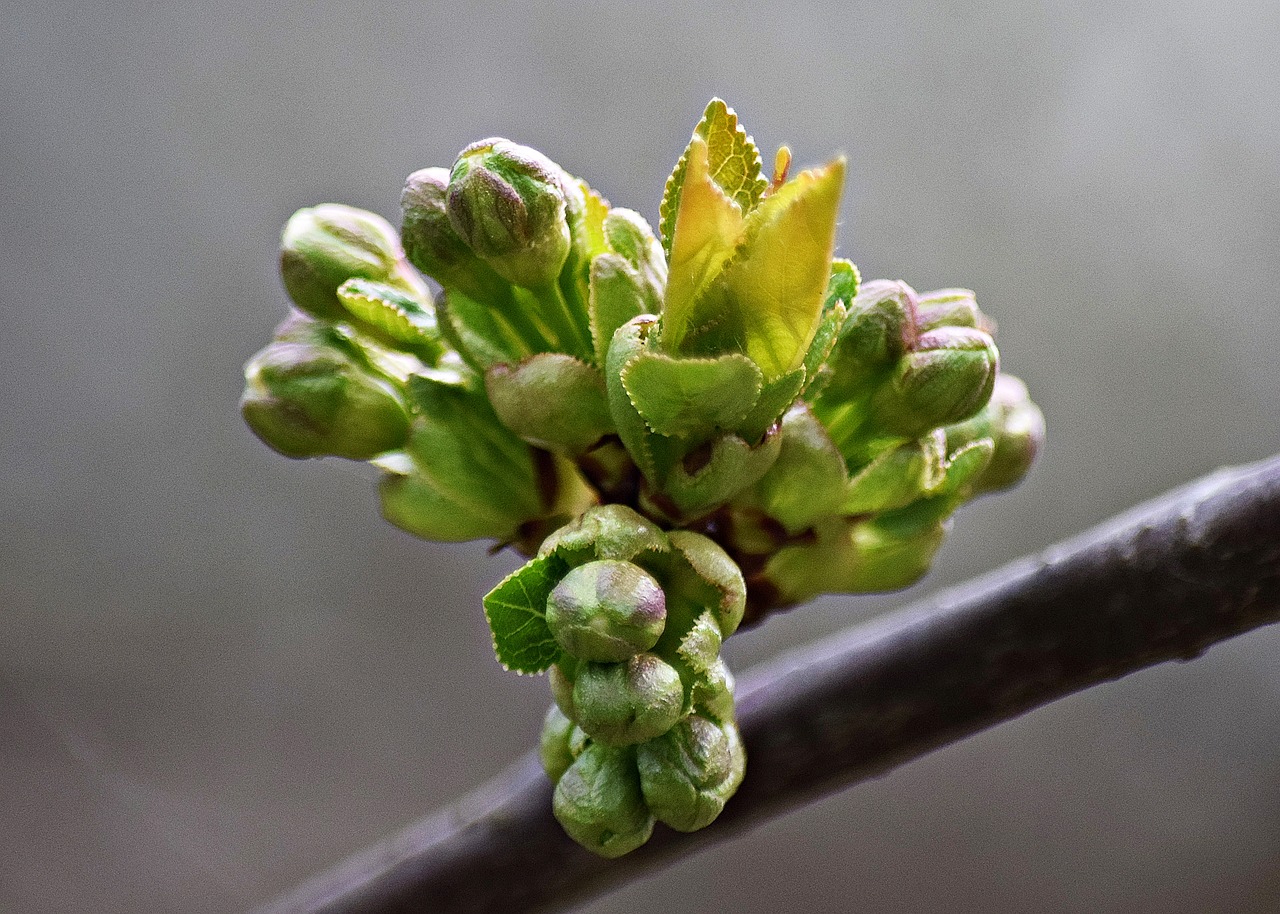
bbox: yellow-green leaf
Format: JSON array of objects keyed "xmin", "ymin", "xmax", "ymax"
[
  {"xmin": 662, "ymin": 136, "xmax": 745, "ymax": 351},
  {"xmin": 659, "ymin": 99, "xmax": 767, "ymax": 254},
  {"xmin": 713, "ymin": 156, "xmax": 846, "ymax": 380}
]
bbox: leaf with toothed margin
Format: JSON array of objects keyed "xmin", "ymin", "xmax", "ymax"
[
  {"xmin": 661, "ymin": 429, "xmax": 781, "ymax": 524},
  {"xmin": 662, "ymin": 135, "xmax": 745, "ymax": 352},
  {"xmin": 668, "ymin": 530, "xmax": 747, "ymax": 636},
  {"xmin": 691, "ymin": 157, "xmax": 846, "ymax": 381},
  {"xmin": 483, "ymin": 552, "xmax": 569, "ymax": 674},
  {"xmin": 736, "ymin": 367, "xmax": 806, "ymax": 444},
  {"xmin": 677, "ymin": 611, "xmax": 723, "ymax": 674},
  {"xmin": 621, "ymin": 351, "xmax": 762, "ymax": 438},
  {"xmin": 589, "ymin": 254, "xmax": 652, "ymax": 366},
  {"xmin": 660, "ymin": 98, "xmax": 767, "ymax": 255},
  {"xmin": 337, "ymin": 278, "xmax": 444, "ymax": 363}
]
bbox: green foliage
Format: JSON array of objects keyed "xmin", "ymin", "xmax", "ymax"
[{"xmin": 241, "ymin": 98, "xmax": 1044, "ymax": 858}]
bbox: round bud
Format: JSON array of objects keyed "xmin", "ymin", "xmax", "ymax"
[
  {"xmin": 552, "ymin": 744, "xmax": 654, "ymax": 858},
  {"xmin": 573, "ymin": 654, "xmax": 684, "ymax": 746},
  {"xmin": 241, "ymin": 329, "xmax": 409, "ymax": 461},
  {"xmin": 538, "ymin": 705, "xmax": 576, "ymax": 783},
  {"xmin": 636, "ymin": 714, "xmax": 744, "ymax": 832},
  {"xmin": 446, "ymin": 139, "xmax": 572, "ymax": 288},
  {"xmin": 280, "ymin": 204, "xmax": 414, "ymax": 323},
  {"xmin": 546, "ymin": 560, "xmax": 666, "ymax": 662},
  {"xmin": 870, "ymin": 325, "xmax": 998, "ymax": 438}
]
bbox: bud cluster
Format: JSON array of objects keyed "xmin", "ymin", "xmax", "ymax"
[
  {"xmin": 496, "ymin": 505, "xmax": 746, "ymax": 856},
  {"xmin": 240, "ymin": 99, "xmax": 1044, "ymax": 856}
]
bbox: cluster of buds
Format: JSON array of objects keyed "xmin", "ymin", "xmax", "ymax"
[
  {"xmin": 241, "ymin": 100, "xmax": 1043, "ymax": 856},
  {"xmin": 485, "ymin": 505, "xmax": 745, "ymax": 856}
]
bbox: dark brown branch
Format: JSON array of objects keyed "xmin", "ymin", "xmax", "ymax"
[{"xmin": 258, "ymin": 453, "xmax": 1280, "ymax": 914}]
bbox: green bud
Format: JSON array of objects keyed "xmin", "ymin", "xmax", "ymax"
[
  {"xmin": 691, "ymin": 657, "xmax": 736, "ymax": 723},
  {"xmin": 539, "ymin": 705, "xmax": 577, "ymax": 782},
  {"xmin": 549, "ymin": 660, "xmax": 577, "ymax": 718},
  {"xmin": 485, "ymin": 354, "xmax": 614, "ymax": 455},
  {"xmin": 552, "ymin": 744, "xmax": 654, "ymax": 858},
  {"xmin": 915, "ymin": 288, "xmax": 982, "ymax": 330},
  {"xmin": 241, "ymin": 320, "xmax": 409, "ymax": 460},
  {"xmin": 573, "ymin": 653, "xmax": 684, "ymax": 746},
  {"xmin": 280, "ymin": 204, "xmax": 420, "ymax": 323},
  {"xmin": 546, "ymin": 560, "xmax": 667, "ymax": 662},
  {"xmin": 821, "ymin": 279, "xmax": 916, "ymax": 402},
  {"xmin": 946, "ymin": 374, "xmax": 1044, "ymax": 494},
  {"xmin": 636, "ymin": 715, "xmax": 744, "ymax": 832},
  {"xmin": 446, "ymin": 139, "xmax": 572, "ymax": 289},
  {"xmin": 869, "ymin": 326, "xmax": 998, "ymax": 439},
  {"xmin": 401, "ymin": 167, "xmax": 516, "ymax": 305}
]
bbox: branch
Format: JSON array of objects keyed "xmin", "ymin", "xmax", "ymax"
[{"xmin": 257, "ymin": 454, "xmax": 1280, "ymax": 914}]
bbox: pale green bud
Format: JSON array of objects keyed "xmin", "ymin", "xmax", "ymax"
[
  {"xmin": 915, "ymin": 288, "xmax": 983, "ymax": 330},
  {"xmin": 636, "ymin": 715, "xmax": 744, "ymax": 832},
  {"xmin": 573, "ymin": 653, "xmax": 684, "ymax": 746},
  {"xmin": 539, "ymin": 705, "xmax": 577, "ymax": 782},
  {"xmin": 546, "ymin": 560, "xmax": 667, "ymax": 662},
  {"xmin": 401, "ymin": 167, "xmax": 514, "ymax": 305},
  {"xmin": 869, "ymin": 326, "xmax": 999, "ymax": 439},
  {"xmin": 240, "ymin": 319, "xmax": 409, "ymax": 460},
  {"xmin": 946, "ymin": 374, "xmax": 1044, "ymax": 494},
  {"xmin": 552, "ymin": 744, "xmax": 654, "ymax": 858},
  {"xmin": 821, "ymin": 279, "xmax": 916, "ymax": 402},
  {"xmin": 280, "ymin": 204, "xmax": 417, "ymax": 323},
  {"xmin": 446, "ymin": 139, "xmax": 572, "ymax": 289}
]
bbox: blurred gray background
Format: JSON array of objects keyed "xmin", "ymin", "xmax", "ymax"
[{"xmin": 3, "ymin": 0, "xmax": 1279, "ymax": 911}]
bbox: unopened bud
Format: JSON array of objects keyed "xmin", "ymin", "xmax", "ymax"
[
  {"xmin": 573, "ymin": 653, "xmax": 684, "ymax": 746},
  {"xmin": 870, "ymin": 326, "xmax": 998, "ymax": 438},
  {"xmin": 915, "ymin": 288, "xmax": 982, "ymax": 330},
  {"xmin": 946, "ymin": 374, "xmax": 1045, "ymax": 493},
  {"xmin": 241, "ymin": 322, "xmax": 409, "ymax": 460},
  {"xmin": 546, "ymin": 560, "xmax": 667, "ymax": 662},
  {"xmin": 822, "ymin": 279, "xmax": 917, "ymax": 402},
  {"xmin": 447, "ymin": 139, "xmax": 572, "ymax": 288},
  {"xmin": 636, "ymin": 714, "xmax": 744, "ymax": 832},
  {"xmin": 553, "ymin": 743, "xmax": 654, "ymax": 858},
  {"xmin": 280, "ymin": 204, "xmax": 416, "ymax": 322},
  {"xmin": 539, "ymin": 705, "xmax": 578, "ymax": 782}
]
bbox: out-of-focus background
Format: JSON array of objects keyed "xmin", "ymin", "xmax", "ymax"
[{"xmin": 4, "ymin": 1, "xmax": 1279, "ymax": 911}]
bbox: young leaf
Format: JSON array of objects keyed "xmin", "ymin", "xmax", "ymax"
[
  {"xmin": 662, "ymin": 135, "xmax": 745, "ymax": 351},
  {"xmin": 483, "ymin": 552, "xmax": 569, "ymax": 674},
  {"xmin": 336, "ymin": 278, "xmax": 442, "ymax": 362},
  {"xmin": 660, "ymin": 99, "xmax": 767, "ymax": 254},
  {"xmin": 709, "ymin": 156, "xmax": 846, "ymax": 380},
  {"xmin": 589, "ymin": 254, "xmax": 652, "ymax": 366},
  {"xmin": 621, "ymin": 351, "xmax": 762, "ymax": 437}
]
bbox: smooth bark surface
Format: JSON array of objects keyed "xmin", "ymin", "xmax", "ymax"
[{"xmin": 259, "ymin": 453, "xmax": 1280, "ymax": 914}]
